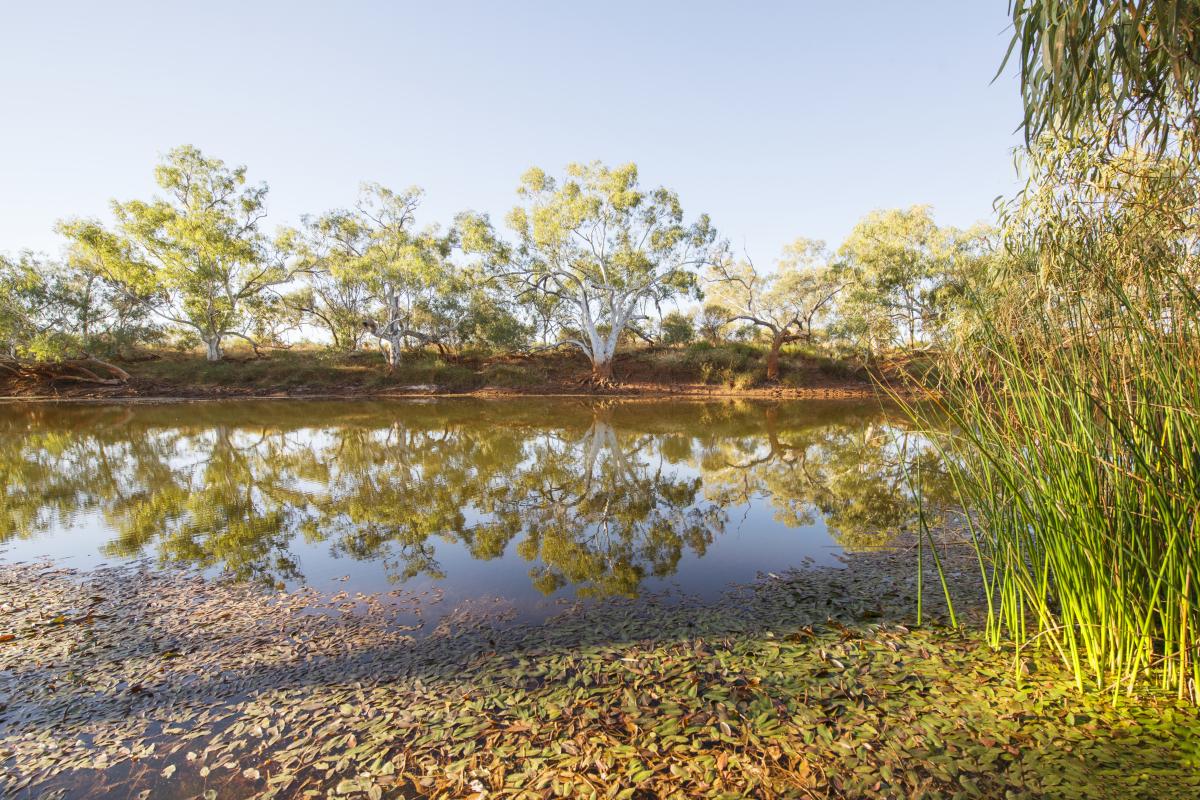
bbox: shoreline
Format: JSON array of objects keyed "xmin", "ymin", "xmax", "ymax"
[
  {"xmin": 0, "ymin": 383, "xmax": 884, "ymax": 404},
  {"xmin": 5, "ymin": 534, "xmax": 1198, "ymax": 798},
  {"xmin": 0, "ymin": 345, "xmax": 890, "ymax": 404}
]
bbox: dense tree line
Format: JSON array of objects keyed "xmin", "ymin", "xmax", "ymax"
[{"xmin": 1, "ymin": 148, "xmax": 995, "ymax": 383}]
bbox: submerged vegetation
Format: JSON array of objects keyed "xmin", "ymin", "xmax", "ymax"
[{"xmin": 5, "ymin": 539, "xmax": 1200, "ymax": 799}]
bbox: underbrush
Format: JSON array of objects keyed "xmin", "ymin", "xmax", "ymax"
[
  {"xmin": 69, "ymin": 341, "xmax": 875, "ymax": 394},
  {"xmin": 634, "ymin": 342, "xmax": 863, "ymax": 387}
]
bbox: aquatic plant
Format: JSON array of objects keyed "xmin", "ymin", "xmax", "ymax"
[{"xmin": 906, "ymin": 138, "xmax": 1200, "ymax": 702}]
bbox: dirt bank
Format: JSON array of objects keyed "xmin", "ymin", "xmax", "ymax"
[{"xmin": 0, "ymin": 345, "xmax": 882, "ymax": 402}]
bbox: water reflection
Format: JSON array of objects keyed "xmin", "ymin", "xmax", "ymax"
[{"xmin": 0, "ymin": 400, "xmax": 949, "ymax": 599}]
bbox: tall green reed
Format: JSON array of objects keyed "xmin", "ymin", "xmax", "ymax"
[{"xmin": 905, "ymin": 265, "xmax": 1200, "ymax": 702}]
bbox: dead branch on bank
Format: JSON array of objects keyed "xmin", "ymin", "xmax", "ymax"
[{"xmin": 0, "ymin": 356, "xmax": 132, "ymax": 386}]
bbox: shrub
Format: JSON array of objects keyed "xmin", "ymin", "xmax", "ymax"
[{"xmin": 659, "ymin": 311, "xmax": 694, "ymax": 346}]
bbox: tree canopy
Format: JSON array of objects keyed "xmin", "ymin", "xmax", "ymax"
[
  {"xmin": 502, "ymin": 162, "xmax": 723, "ymax": 381},
  {"xmin": 59, "ymin": 145, "xmax": 295, "ymax": 361},
  {"xmin": 705, "ymin": 240, "xmax": 842, "ymax": 379},
  {"xmin": 3, "ymin": 148, "xmax": 1007, "ymax": 384}
]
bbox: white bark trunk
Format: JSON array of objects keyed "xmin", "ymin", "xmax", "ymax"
[
  {"xmin": 381, "ymin": 333, "xmax": 404, "ymax": 369},
  {"xmin": 205, "ymin": 335, "xmax": 223, "ymax": 362},
  {"xmin": 574, "ymin": 293, "xmax": 640, "ymax": 382}
]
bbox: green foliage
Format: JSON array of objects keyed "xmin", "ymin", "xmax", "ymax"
[
  {"xmin": 694, "ymin": 304, "xmax": 730, "ymax": 345},
  {"xmin": 59, "ymin": 145, "xmax": 294, "ymax": 361},
  {"xmin": 0, "ymin": 254, "xmax": 48, "ymax": 357},
  {"xmin": 658, "ymin": 310, "xmax": 694, "ymax": 345},
  {"xmin": 706, "ymin": 240, "xmax": 841, "ymax": 378},
  {"xmin": 1008, "ymin": 0, "xmax": 1200, "ymax": 155},
  {"xmin": 706, "ymin": 240, "xmax": 839, "ymax": 341},
  {"xmin": 504, "ymin": 161, "xmax": 723, "ymax": 377},
  {"xmin": 0, "ymin": 251, "xmax": 158, "ymax": 359},
  {"xmin": 908, "ymin": 131, "xmax": 1200, "ymax": 702},
  {"xmin": 6, "ymin": 146, "xmax": 988, "ymax": 378},
  {"xmin": 289, "ymin": 186, "xmax": 528, "ymax": 362},
  {"xmin": 833, "ymin": 206, "xmax": 987, "ymax": 357},
  {"xmin": 896, "ymin": 0, "xmax": 1200, "ymax": 704}
]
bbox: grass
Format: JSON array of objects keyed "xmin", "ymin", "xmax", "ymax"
[
  {"xmin": 905, "ymin": 271, "xmax": 1200, "ymax": 703},
  {"xmin": 18, "ymin": 342, "xmax": 872, "ymax": 395}
]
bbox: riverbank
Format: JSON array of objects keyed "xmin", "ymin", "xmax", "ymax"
[
  {"xmin": 0, "ymin": 344, "xmax": 880, "ymax": 401},
  {"xmin": 4, "ymin": 532, "xmax": 1198, "ymax": 799}
]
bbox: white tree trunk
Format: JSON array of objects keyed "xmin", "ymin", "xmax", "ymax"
[
  {"xmin": 572, "ymin": 294, "xmax": 640, "ymax": 383},
  {"xmin": 381, "ymin": 333, "xmax": 404, "ymax": 370},
  {"xmin": 205, "ymin": 335, "xmax": 223, "ymax": 362}
]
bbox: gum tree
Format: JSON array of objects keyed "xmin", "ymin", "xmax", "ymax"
[
  {"xmin": 503, "ymin": 162, "xmax": 722, "ymax": 383},
  {"xmin": 0, "ymin": 254, "xmax": 47, "ymax": 359},
  {"xmin": 0, "ymin": 251, "xmax": 154, "ymax": 370},
  {"xmin": 295, "ymin": 184, "xmax": 463, "ymax": 368},
  {"xmin": 59, "ymin": 145, "xmax": 293, "ymax": 361},
  {"xmin": 705, "ymin": 239, "xmax": 842, "ymax": 380},
  {"xmin": 278, "ymin": 226, "xmax": 372, "ymax": 353},
  {"xmin": 834, "ymin": 206, "xmax": 963, "ymax": 356}
]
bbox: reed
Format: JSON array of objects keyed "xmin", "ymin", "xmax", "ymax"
[
  {"xmin": 896, "ymin": 129, "xmax": 1200, "ymax": 701},
  {"xmin": 909, "ymin": 262, "xmax": 1200, "ymax": 702}
]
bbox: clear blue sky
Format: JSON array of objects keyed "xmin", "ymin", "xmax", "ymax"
[{"xmin": 1, "ymin": 1, "xmax": 1022, "ymax": 261}]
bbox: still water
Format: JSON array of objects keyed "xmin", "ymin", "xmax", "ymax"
[{"xmin": 0, "ymin": 398, "xmax": 939, "ymax": 627}]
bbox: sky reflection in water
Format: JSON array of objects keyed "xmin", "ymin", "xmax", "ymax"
[{"xmin": 0, "ymin": 399, "xmax": 947, "ymax": 626}]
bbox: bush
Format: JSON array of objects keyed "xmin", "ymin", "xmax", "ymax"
[{"xmin": 659, "ymin": 311, "xmax": 694, "ymax": 346}]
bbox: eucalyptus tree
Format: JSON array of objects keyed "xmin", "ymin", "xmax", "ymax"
[
  {"xmin": 278, "ymin": 223, "xmax": 372, "ymax": 352},
  {"xmin": 60, "ymin": 244, "xmax": 162, "ymax": 354},
  {"xmin": 1007, "ymin": 0, "xmax": 1200, "ymax": 156},
  {"xmin": 59, "ymin": 146, "xmax": 295, "ymax": 361},
  {"xmin": 0, "ymin": 254, "xmax": 48, "ymax": 358},
  {"xmin": 833, "ymin": 206, "xmax": 971, "ymax": 357},
  {"xmin": 705, "ymin": 238, "xmax": 842, "ymax": 380},
  {"xmin": 296, "ymin": 184, "xmax": 472, "ymax": 366},
  {"xmin": 0, "ymin": 251, "xmax": 155, "ymax": 360},
  {"xmin": 0, "ymin": 253, "xmax": 98, "ymax": 359},
  {"xmin": 503, "ymin": 162, "xmax": 723, "ymax": 382}
]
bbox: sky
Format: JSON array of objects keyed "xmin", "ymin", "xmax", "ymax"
[{"xmin": 1, "ymin": 1, "xmax": 1023, "ymax": 264}]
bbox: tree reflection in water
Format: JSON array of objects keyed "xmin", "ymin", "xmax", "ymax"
[{"xmin": 0, "ymin": 400, "xmax": 950, "ymax": 596}]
